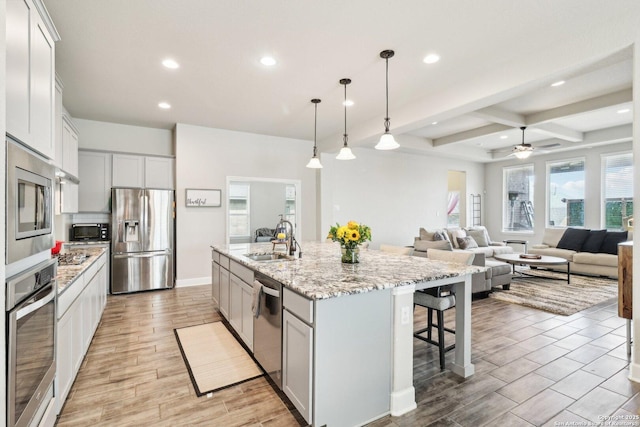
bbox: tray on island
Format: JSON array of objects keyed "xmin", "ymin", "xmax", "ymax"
[{"xmin": 519, "ymin": 253, "xmax": 541, "ymax": 259}]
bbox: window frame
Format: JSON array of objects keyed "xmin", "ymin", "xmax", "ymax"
[
  {"xmin": 228, "ymin": 182, "xmax": 251, "ymax": 239},
  {"xmin": 502, "ymin": 163, "xmax": 535, "ymax": 233},
  {"xmin": 545, "ymin": 157, "xmax": 586, "ymax": 228}
]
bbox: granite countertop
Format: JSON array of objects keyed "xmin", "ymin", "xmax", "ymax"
[
  {"xmin": 212, "ymin": 241, "xmax": 486, "ymax": 300},
  {"xmin": 56, "ymin": 247, "xmax": 108, "ymax": 294}
]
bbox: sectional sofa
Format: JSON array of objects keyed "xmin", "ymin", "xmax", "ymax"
[
  {"xmin": 528, "ymin": 227, "xmax": 633, "ymax": 279},
  {"xmin": 413, "ymin": 226, "xmax": 513, "ymax": 294}
]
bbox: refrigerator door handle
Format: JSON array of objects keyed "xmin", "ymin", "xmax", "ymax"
[{"xmin": 113, "ymin": 251, "xmax": 171, "ymax": 259}]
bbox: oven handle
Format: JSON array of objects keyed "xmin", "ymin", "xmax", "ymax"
[{"xmin": 16, "ymin": 283, "xmax": 55, "ymax": 320}]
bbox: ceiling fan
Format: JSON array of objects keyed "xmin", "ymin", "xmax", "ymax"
[{"xmin": 512, "ymin": 126, "xmax": 533, "ymax": 159}]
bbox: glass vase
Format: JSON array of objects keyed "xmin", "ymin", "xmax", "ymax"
[{"xmin": 341, "ymin": 245, "xmax": 360, "ymax": 264}]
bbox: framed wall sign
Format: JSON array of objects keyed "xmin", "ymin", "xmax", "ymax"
[{"xmin": 185, "ymin": 189, "xmax": 221, "ymax": 207}]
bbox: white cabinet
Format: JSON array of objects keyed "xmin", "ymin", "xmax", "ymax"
[
  {"xmin": 78, "ymin": 151, "xmax": 111, "ymax": 212},
  {"xmin": 112, "ymin": 154, "xmax": 174, "ymax": 189},
  {"xmin": 60, "ymin": 182, "xmax": 79, "ymax": 213},
  {"xmin": 229, "ymin": 274, "xmax": 243, "ymax": 331},
  {"xmin": 211, "ymin": 251, "xmax": 220, "ymax": 307},
  {"xmin": 56, "ymin": 252, "xmax": 107, "ymax": 414},
  {"xmin": 6, "ymin": 0, "xmax": 58, "ymax": 159},
  {"xmin": 219, "ymin": 259, "xmax": 230, "ymax": 320},
  {"xmin": 145, "ymin": 156, "xmax": 174, "ymax": 189},
  {"xmin": 229, "ymin": 260, "xmax": 254, "ymax": 350},
  {"xmin": 112, "ymin": 154, "xmax": 145, "ymax": 188},
  {"xmin": 62, "ymin": 116, "xmax": 79, "ymax": 177},
  {"xmin": 282, "ymin": 309, "xmax": 313, "ymax": 423}
]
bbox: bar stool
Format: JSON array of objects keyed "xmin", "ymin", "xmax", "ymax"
[{"xmin": 414, "ymin": 249, "xmax": 474, "ymax": 370}]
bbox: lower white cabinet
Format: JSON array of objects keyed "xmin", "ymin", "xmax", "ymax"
[
  {"xmin": 219, "ymin": 266, "xmax": 230, "ymax": 320},
  {"xmin": 229, "ymin": 273, "xmax": 253, "ymax": 350},
  {"xmin": 212, "ymin": 260, "xmax": 220, "ymax": 307},
  {"xmin": 56, "ymin": 252, "xmax": 107, "ymax": 414},
  {"xmin": 282, "ymin": 309, "xmax": 313, "ymax": 423}
]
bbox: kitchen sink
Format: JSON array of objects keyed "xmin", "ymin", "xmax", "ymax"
[{"xmin": 243, "ymin": 253, "xmax": 292, "ymax": 262}]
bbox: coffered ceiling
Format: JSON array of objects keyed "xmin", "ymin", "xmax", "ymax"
[{"xmin": 44, "ymin": 0, "xmax": 638, "ymax": 162}]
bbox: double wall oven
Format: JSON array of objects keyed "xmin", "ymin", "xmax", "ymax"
[
  {"xmin": 5, "ymin": 138, "xmax": 57, "ymax": 427},
  {"xmin": 6, "ymin": 259, "xmax": 57, "ymax": 427}
]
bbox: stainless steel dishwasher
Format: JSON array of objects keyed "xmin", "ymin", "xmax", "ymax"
[{"xmin": 253, "ymin": 272, "xmax": 283, "ymax": 389}]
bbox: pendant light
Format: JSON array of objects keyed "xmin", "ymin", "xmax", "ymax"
[
  {"xmin": 306, "ymin": 99, "xmax": 323, "ymax": 168},
  {"xmin": 513, "ymin": 126, "xmax": 533, "ymax": 159},
  {"xmin": 336, "ymin": 78, "xmax": 356, "ymax": 160},
  {"xmin": 375, "ymin": 49, "xmax": 400, "ymax": 150}
]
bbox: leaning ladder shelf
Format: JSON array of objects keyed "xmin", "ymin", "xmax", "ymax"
[{"xmin": 471, "ymin": 194, "xmax": 481, "ymax": 226}]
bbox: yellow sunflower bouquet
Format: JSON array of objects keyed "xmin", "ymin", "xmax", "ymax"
[{"xmin": 327, "ymin": 221, "xmax": 372, "ymax": 263}]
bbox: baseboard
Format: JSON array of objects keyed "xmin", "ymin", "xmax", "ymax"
[{"xmin": 176, "ymin": 277, "xmax": 211, "ymax": 288}]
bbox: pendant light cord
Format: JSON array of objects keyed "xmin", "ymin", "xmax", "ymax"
[
  {"xmin": 313, "ymin": 102, "xmax": 318, "ymax": 156},
  {"xmin": 384, "ymin": 56, "xmax": 390, "ymax": 131},
  {"xmin": 343, "ymin": 81, "xmax": 348, "ymax": 147}
]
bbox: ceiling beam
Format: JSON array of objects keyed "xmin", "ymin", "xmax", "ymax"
[
  {"xmin": 530, "ymin": 122, "xmax": 584, "ymax": 142},
  {"xmin": 433, "ymin": 123, "xmax": 511, "ymax": 147},
  {"xmin": 525, "ymin": 88, "xmax": 632, "ymax": 124},
  {"xmin": 471, "ymin": 106, "xmax": 525, "ymax": 127}
]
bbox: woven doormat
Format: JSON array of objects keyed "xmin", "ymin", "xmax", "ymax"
[
  {"xmin": 488, "ymin": 269, "xmax": 618, "ymax": 316},
  {"xmin": 174, "ymin": 322, "xmax": 263, "ymax": 396}
]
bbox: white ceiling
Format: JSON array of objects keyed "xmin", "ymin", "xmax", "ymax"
[{"xmin": 44, "ymin": 0, "xmax": 638, "ymax": 162}]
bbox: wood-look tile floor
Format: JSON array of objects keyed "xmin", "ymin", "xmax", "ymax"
[{"xmin": 56, "ymin": 285, "xmax": 640, "ymax": 427}]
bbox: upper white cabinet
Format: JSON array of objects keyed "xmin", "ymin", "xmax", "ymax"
[
  {"xmin": 61, "ymin": 116, "xmax": 79, "ymax": 177},
  {"xmin": 112, "ymin": 154, "xmax": 145, "ymax": 187},
  {"xmin": 78, "ymin": 151, "xmax": 111, "ymax": 212},
  {"xmin": 112, "ymin": 153, "xmax": 174, "ymax": 189},
  {"xmin": 6, "ymin": 0, "xmax": 59, "ymax": 159}
]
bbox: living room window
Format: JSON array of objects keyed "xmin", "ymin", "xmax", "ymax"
[
  {"xmin": 547, "ymin": 158, "xmax": 585, "ymax": 227},
  {"xmin": 602, "ymin": 152, "xmax": 633, "ymax": 230},
  {"xmin": 229, "ymin": 183, "xmax": 250, "ymax": 238},
  {"xmin": 503, "ymin": 164, "xmax": 534, "ymax": 232}
]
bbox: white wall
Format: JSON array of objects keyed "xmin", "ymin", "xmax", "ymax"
[
  {"xmin": 484, "ymin": 141, "xmax": 633, "ymax": 246},
  {"xmin": 174, "ymin": 123, "xmax": 316, "ymax": 286},
  {"xmin": 320, "ymin": 148, "xmax": 485, "ymax": 249},
  {"xmin": 74, "ymin": 118, "xmax": 173, "ymax": 156}
]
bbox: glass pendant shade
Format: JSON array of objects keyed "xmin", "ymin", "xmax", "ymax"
[
  {"xmin": 336, "ymin": 146, "xmax": 356, "ymax": 160},
  {"xmin": 306, "ymin": 98, "xmax": 323, "ymax": 168},
  {"xmin": 513, "ymin": 126, "xmax": 533, "ymax": 160},
  {"xmin": 375, "ymin": 132, "xmax": 400, "ymax": 150},
  {"xmin": 513, "ymin": 149, "xmax": 532, "ymax": 160},
  {"xmin": 306, "ymin": 156, "xmax": 323, "ymax": 168}
]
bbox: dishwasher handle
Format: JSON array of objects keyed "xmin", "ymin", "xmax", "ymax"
[{"xmin": 261, "ymin": 286, "xmax": 280, "ymax": 298}]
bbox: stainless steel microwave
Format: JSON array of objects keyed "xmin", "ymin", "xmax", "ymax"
[
  {"xmin": 6, "ymin": 139, "xmax": 55, "ymax": 265},
  {"xmin": 70, "ymin": 223, "xmax": 110, "ymax": 241}
]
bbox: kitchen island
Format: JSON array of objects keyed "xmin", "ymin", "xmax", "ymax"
[{"xmin": 212, "ymin": 241, "xmax": 485, "ymax": 426}]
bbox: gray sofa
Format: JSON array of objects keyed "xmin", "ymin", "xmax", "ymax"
[
  {"xmin": 413, "ymin": 226, "xmax": 513, "ymax": 294},
  {"xmin": 529, "ymin": 227, "xmax": 633, "ymax": 279}
]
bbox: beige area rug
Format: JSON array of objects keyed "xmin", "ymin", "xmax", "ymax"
[
  {"xmin": 174, "ymin": 322, "xmax": 263, "ymax": 396},
  {"xmin": 488, "ymin": 269, "xmax": 618, "ymax": 316}
]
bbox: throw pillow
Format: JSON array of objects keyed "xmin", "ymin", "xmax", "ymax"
[
  {"xmin": 457, "ymin": 236, "xmax": 478, "ymax": 250},
  {"xmin": 600, "ymin": 231, "xmax": 628, "ymax": 255},
  {"xmin": 466, "ymin": 229, "xmax": 489, "ymax": 247},
  {"xmin": 433, "ymin": 231, "xmax": 447, "ymax": 241},
  {"xmin": 414, "ymin": 239, "xmax": 453, "ymax": 252},
  {"xmin": 448, "ymin": 229, "xmax": 466, "ymax": 248},
  {"xmin": 581, "ymin": 230, "xmax": 607, "ymax": 253},
  {"xmin": 556, "ymin": 228, "xmax": 591, "ymax": 252}
]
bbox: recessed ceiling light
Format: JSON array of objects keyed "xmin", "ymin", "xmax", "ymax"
[
  {"xmin": 343, "ymin": 100, "xmax": 354, "ymax": 107},
  {"xmin": 260, "ymin": 56, "xmax": 277, "ymax": 66},
  {"xmin": 162, "ymin": 59, "xmax": 179, "ymax": 69},
  {"xmin": 500, "ymin": 135, "xmax": 508, "ymax": 139},
  {"xmin": 551, "ymin": 80, "xmax": 565, "ymax": 87},
  {"xmin": 158, "ymin": 102, "xmax": 171, "ymax": 109},
  {"xmin": 617, "ymin": 108, "xmax": 631, "ymax": 114},
  {"xmin": 431, "ymin": 121, "xmax": 438, "ymax": 125},
  {"xmin": 423, "ymin": 54, "xmax": 440, "ymax": 64}
]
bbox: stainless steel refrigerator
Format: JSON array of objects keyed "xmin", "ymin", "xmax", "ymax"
[{"xmin": 111, "ymin": 188, "xmax": 175, "ymax": 294}]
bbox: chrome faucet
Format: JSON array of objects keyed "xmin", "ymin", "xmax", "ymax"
[{"xmin": 277, "ymin": 215, "xmax": 301, "ymax": 257}]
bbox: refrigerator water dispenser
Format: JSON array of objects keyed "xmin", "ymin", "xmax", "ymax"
[{"xmin": 124, "ymin": 220, "xmax": 139, "ymax": 242}]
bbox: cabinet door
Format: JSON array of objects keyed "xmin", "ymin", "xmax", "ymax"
[
  {"xmin": 282, "ymin": 310, "xmax": 313, "ymax": 424},
  {"xmin": 112, "ymin": 154, "xmax": 144, "ymax": 187},
  {"xmin": 61, "ymin": 182, "xmax": 79, "ymax": 213},
  {"xmin": 144, "ymin": 157, "xmax": 174, "ymax": 189},
  {"xmin": 70, "ymin": 299, "xmax": 84, "ymax": 374},
  {"xmin": 56, "ymin": 309, "xmax": 73, "ymax": 414},
  {"xmin": 30, "ymin": 15, "xmax": 55, "ymax": 159},
  {"xmin": 240, "ymin": 282, "xmax": 254, "ymax": 351},
  {"xmin": 219, "ymin": 267, "xmax": 230, "ymax": 320},
  {"xmin": 212, "ymin": 262, "xmax": 220, "ymax": 306},
  {"xmin": 229, "ymin": 274, "xmax": 243, "ymax": 333},
  {"xmin": 62, "ymin": 117, "xmax": 79, "ymax": 177},
  {"xmin": 6, "ymin": 0, "xmax": 32, "ymax": 144},
  {"xmin": 54, "ymin": 79, "xmax": 64, "ymax": 168},
  {"xmin": 78, "ymin": 151, "xmax": 112, "ymax": 212}
]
